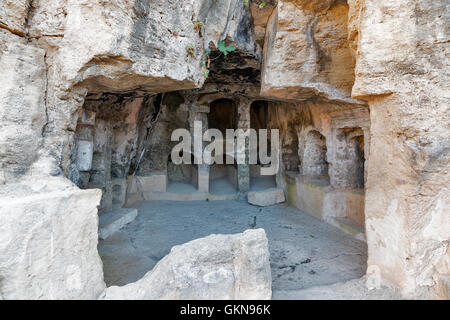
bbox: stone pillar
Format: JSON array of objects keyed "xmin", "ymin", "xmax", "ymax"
[
  {"xmin": 70, "ymin": 110, "xmax": 96, "ymax": 188},
  {"xmin": 236, "ymin": 97, "xmax": 252, "ymax": 194},
  {"xmin": 90, "ymin": 119, "xmax": 113, "ymax": 212},
  {"xmin": 190, "ymin": 102, "xmax": 210, "ymax": 193},
  {"xmin": 75, "ymin": 110, "xmax": 96, "ymax": 172}
]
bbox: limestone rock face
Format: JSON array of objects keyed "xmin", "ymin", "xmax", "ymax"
[
  {"xmin": 33, "ymin": 0, "xmax": 260, "ymax": 95},
  {"xmin": 0, "ymin": 30, "xmax": 47, "ymax": 177},
  {"xmin": 0, "ymin": 179, "xmax": 105, "ymax": 300},
  {"xmin": 0, "ymin": 0, "xmax": 30, "ymax": 36},
  {"xmin": 352, "ymin": 0, "xmax": 450, "ymax": 299},
  {"xmin": 261, "ymin": 0, "xmax": 358, "ymax": 102},
  {"xmin": 21, "ymin": 0, "xmax": 261, "ymax": 178},
  {"xmin": 249, "ymin": 0, "xmax": 278, "ymax": 46},
  {"xmin": 346, "ymin": 0, "xmax": 361, "ymax": 61},
  {"xmin": 0, "ymin": 0, "xmax": 448, "ymax": 301},
  {"xmin": 101, "ymin": 229, "xmax": 272, "ymax": 300}
]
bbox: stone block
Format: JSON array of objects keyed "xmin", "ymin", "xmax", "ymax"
[
  {"xmin": 0, "ymin": 186, "xmax": 105, "ymax": 299},
  {"xmin": 100, "ymin": 229, "xmax": 272, "ymax": 300},
  {"xmin": 248, "ymin": 188, "xmax": 285, "ymax": 207},
  {"xmin": 99, "ymin": 208, "xmax": 138, "ymax": 240},
  {"xmin": 76, "ymin": 140, "xmax": 94, "ymax": 171},
  {"xmin": 197, "ymin": 167, "xmax": 209, "ymax": 193}
]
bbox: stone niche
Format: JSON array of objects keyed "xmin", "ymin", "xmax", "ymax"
[
  {"xmin": 208, "ymin": 98, "xmax": 239, "ymax": 195},
  {"xmin": 70, "ymin": 93, "xmax": 157, "ymax": 212},
  {"xmin": 270, "ymin": 100, "xmax": 369, "ymax": 238},
  {"xmin": 249, "ymin": 100, "xmax": 277, "ymax": 191},
  {"xmin": 302, "ymin": 130, "xmax": 329, "ymax": 178}
]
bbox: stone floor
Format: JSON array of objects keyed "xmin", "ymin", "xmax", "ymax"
[{"xmin": 98, "ymin": 200, "xmax": 367, "ymax": 295}]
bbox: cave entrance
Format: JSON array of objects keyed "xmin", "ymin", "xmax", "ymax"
[
  {"xmin": 250, "ymin": 100, "xmax": 276, "ymax": 191},
  {"xmin": 208, "ymin": 98, "xmax": 238, "ymax": 195},
  {"xmin": 70, "ymin": 92, "xmax": 152, "ymax": 213}
]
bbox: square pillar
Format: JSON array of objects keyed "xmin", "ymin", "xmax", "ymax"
[
  {"xmin": 197, "ymin": 164, "xmax": 210, "ymax": 193},
  {"xmin": 189, "ymin": 100, "xmax": 210, "ymax": 193},
  {"xmin": 237, "ymin": 98, "xmax": 251, "ymax": 194}
]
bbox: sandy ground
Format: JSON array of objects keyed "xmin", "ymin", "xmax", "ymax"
[{"xmin": 98, "ymin": 200, "xmax": 373, "ymax": 297}]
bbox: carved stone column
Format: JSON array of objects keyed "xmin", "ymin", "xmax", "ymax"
[{"xmin": 236, "ymin": 97, "xmax": 252, "ymax": 194}]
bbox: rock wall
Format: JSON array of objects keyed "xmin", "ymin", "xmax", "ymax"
[
  {"xmin": 0, "ymin": 0, "xmax": 448, "ymax": 300},
  {"xmin": 267, "ymin": 100, "xmax": 368, "ymax": 229},
  {"xmin": 351, "ymin": 0, "xmax": 449, "ymax": 299},
  {"xmin": 0, "ymin": 30, "xmax": 46, "ymax": 178},
  {"xmin": 0, "ymin": 0, "xmax": 260, "ymax": 179},
  {"xmin": 261, "ymin": 0, "xmax": 358, "ymax": 103}
]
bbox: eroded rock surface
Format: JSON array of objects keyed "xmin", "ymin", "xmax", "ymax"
[
  {"xmin": 0, "ymin": 0, "xmax": 448, "ymax": 300},
  {"xmin": 100, "ymin": 229, "xmax": 272, "ymax": 300},
  {"xmin": 352, "ymin": 0, "xmax": 450, "ymax": 299},
  {"xmin": 0, "ymin": 177, "xmax": 105, "ymax": 300},
  {"xmin": 261, "ymin": 0, "xmax": 359, "ymax": 103}
]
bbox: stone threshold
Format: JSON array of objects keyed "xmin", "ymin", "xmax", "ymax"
[{"xmin": 99, "ymin": 208, "xmax": 139, "ymax": 240}]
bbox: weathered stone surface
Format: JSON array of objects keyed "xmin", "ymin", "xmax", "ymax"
[
  {"xmin": 250, "ymin": 0, "xmax": 278, "ymax": 46},
  {"xmin": 0, "ymin": 0, "xmax": 30, "ymax": 36},
  {"xmin": 347, "ymin": 0, "xmax": 361, "ymax": 61},
  {"xmin": 352, "ymin": 0, "xmax": 450, "ymax": 299},
  {"xmin": 76, "ymin": 140, "xmax": 94, "ymax": 172},
  {"xmin": 99, "ymin": 208, "xmax": 138, "ymax": 240},
  {"xmin": 100, "ymin": 229, "xmax": 272, "ymax": 300},
  {"xmin": 40, "ymin": 0, "xmax": 260, "ymax": 95},
  {"xmin": 261, "ymin": 0, "xmax": 360, "ymax": 103},
  {"xmin": 0, "ymin": 0, "xmax": 447, "ymax": 301},
  {"xmin": 248, "ymin": 188, "xmax": 285, "ymax": 207},
  {"xmin": 0, "ymin": 30, "xmax": 47, "ymax": 176},
  {"xmin": 27, "ymin": 0, "xmax": 66, "ymax": 38},
  {"xmin": 0, "ymin": 179, "xmax": 105, "ymax": 299},
  {"xmin": 132, "ymin": 175, "xmax": 168, "ymax": 193}
]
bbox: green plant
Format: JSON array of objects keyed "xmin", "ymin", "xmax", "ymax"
[
  {"xmin": 217, "ymin": 40, "xmax": 236, "ymax": 56},
  {"xmin": 199, "ymin": 41, "xmax": 235, "ymax": 78},
  {"xmin": 201, "ymin": 48, "xmax": 211, "ymax": 78},
  {"xmin": 243, "ymin": 0, "xmax": 267, "ymax": 8},
  {"xmin": 193, "ymin": 19, "xmax": 205, "ymax": 37},
  {"xmin": 185, "ymin": 44, "xmax": 196, "ymax": 61}
]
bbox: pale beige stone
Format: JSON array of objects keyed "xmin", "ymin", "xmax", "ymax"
[
  {"xmin": 99, "ymin": 208, "xmax": 138, "ymax": 240},
  {"xmin": 0, "ymin": 0, "xmax": 30, "ymax": 36},
  {"xmin": 100, "ymin": 229, "xmax": 272, "ymax": 300},
  {"xmin": 248, "ymin": 188, "xmax": 286, "ymax": 207},
  {"xmin": 0, "ymin": 181, "xmax": 105, "ymax": 300},
  {"xmin": 0, "ymin": 30, "xmax": 47, "ymax": 176},
  {"xmin": 261, "ymin": 0, "xmax": 360, "ymax": 103},
  {"xmin": 352, "ymin": 0, "xmax": 450, "ymax": 299}
]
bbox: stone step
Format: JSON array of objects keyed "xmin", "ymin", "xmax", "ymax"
[
  {"xmin": 248, "ymin": 188, "xmax": 286, "ymax": 207},
  {"xmin": 142, "ymin": 191, "xmax": 237, "ymax": 201},
  {"xmin": 330, "ymin": 217, "xmax": 365, "ymax": 242},
  {"xmin": 98, "ymin": 208, "xmax": 138, "ymax": 240}
]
